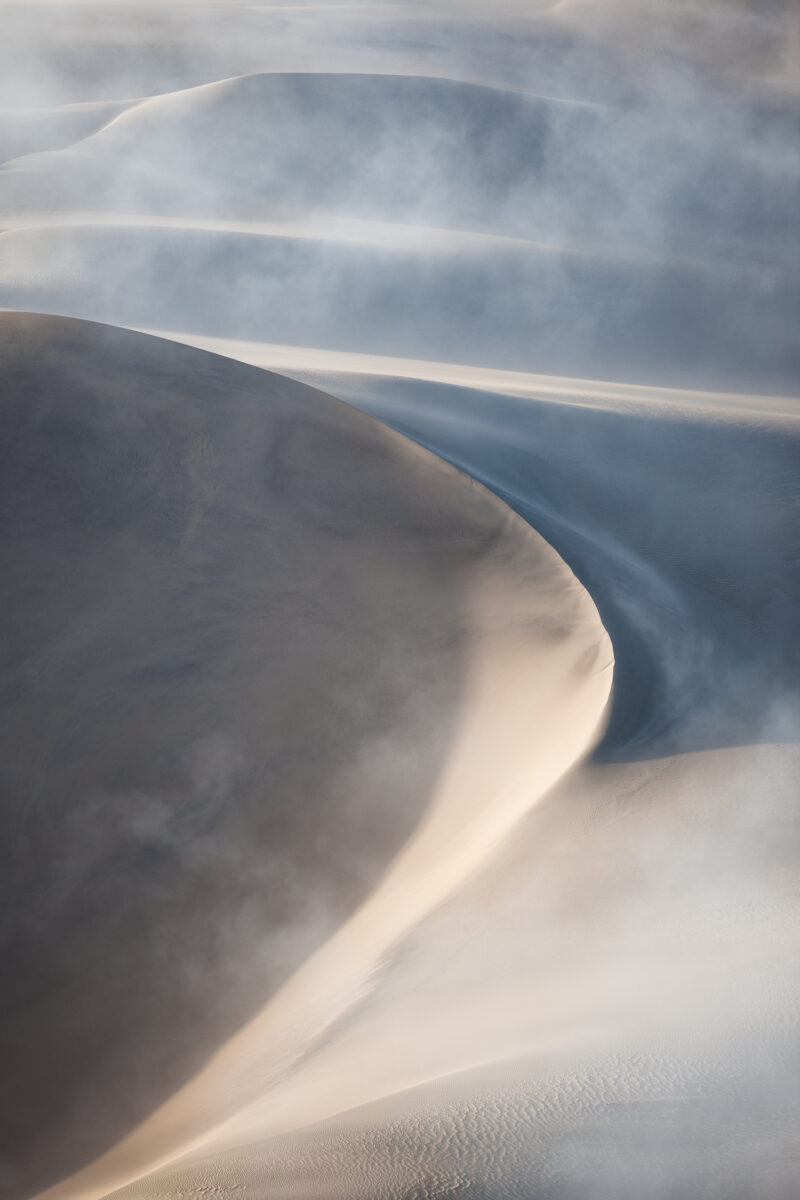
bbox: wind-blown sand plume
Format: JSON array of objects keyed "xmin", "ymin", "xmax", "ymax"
[
  {"xmin": 36, "ymin": 574, "xmax": 611, "ymax": 1200},
  {"xmin": 0, "ymin": 100, "xmax": 133, "ymax": 168},
  {"xmin": 553, "ymin": 0, "xmax": 800, "ymax": 93},
  {"xmin": 132, "ymin": 332, "xmax": 800, "ymax": 426},
  {"xmin": 112, "ymin": 747, "xmax": 800, "ymax": 1200},
  {"xmin": 2, "ymin": 1, "xmax": 799, "ymax": 1197},
  {"xmin": 0, "ymin": 313, "xmax": 610, "ymax": 1199},
  {"xmin": 1, "ymin": 52, "xmax": 798, "ymax": 392},
  {"xmin": 39, "ymin": 324, "xmax": 796, "ymax": 1200},
  {"xmin": 0, "ymin": 1, "xmax": 643, "ymax": 109}
]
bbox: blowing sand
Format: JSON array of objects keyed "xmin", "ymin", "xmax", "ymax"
[
  {"xmin": 1, "ymin": 2, "xmax": 799, "ymax": 1198},
  {"xmin": 0, "ymin": 313, "xmax": 610, "ymax": 1198}
]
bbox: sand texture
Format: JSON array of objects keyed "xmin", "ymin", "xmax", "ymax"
[{"xmin": 0, "ymin": 2, "xmax": 798, "ymax": 1198}]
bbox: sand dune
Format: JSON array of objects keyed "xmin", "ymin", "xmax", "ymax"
[
  {"xmin": 554, "ymin": 0, "xmax": 800, "ymax": 93},
  {"xmin": 1, "ymin": 218, "xmax": 797, "ymax": 393},
  {"xmin": 112, "ymin": 740, "xmax": 800, "ymax": 1200},
  {"xmin": 0, "ymin": 313, "xmax": 610, "ymax": 1199},
  {"xmin": 2, "ymin": 2, "xmax": 799, "ymax": 1198},
  {"xmin": 4, "ymin": 68, "xmax": 796, "ymax": 262},
  {"xmin": 117, "ymin": 328, "xmax": 800, "ymax": 759},
  {"xmin": 0, "ymin": 3, "xmax": 639, "ymax": 109},
  {"xmin": 2, "ymin": 211, "xmax": 693, "ymax": 264},
  {"xmin": 133, "ymin": 330, "xmax": 800, "ymax": 425},
  {"xmin": 0, "ymin": 64, "xmax": 797, "ymax": 392},
  {"xmin": 0, "ymin": 72, "xmax": 615, "ymax": 235},
  {"xmin": 0, "ymin": 101, "xmax": 132, "ymax": 168}
]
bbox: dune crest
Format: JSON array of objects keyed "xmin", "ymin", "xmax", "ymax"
[{"xmin": 0, "ymin": 314, "xmax": 610, "ymax": 1200}]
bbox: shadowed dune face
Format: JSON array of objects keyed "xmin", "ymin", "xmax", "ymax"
[
  {"xmin": 0, "ymin": 0, "xmax": 797, "ymax": 108},
  {"xmin": 2, "ymin": 220, "xmax": 798, "ymax": 394},
  {"xmin": 0, "ymin": 313, "xmax": 610, "ymax": 1199},
  {"xmin": 341, "ymin": 376, "xmax": 800, "ymax": 759},
  {"xmin": 6, "ymin": 69, "xmax": 796, "ymax": 258}
]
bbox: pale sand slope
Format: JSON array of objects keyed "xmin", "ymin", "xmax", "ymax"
[
  {"xmin": 112, "ymin": 739, "xmax": 800, "ymax": 1200},
  {"xmin": 75, "ymin": 340, "xmax": 799, "ymax": 1200},
  {"xmin": 0, "ymin": 313, "xmax": 611, "ymax": 1199}
]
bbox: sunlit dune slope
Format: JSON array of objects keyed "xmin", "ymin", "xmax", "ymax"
[{"xmin": 0, "ymin": 313, "xmax": 611, "ymax": 1200}]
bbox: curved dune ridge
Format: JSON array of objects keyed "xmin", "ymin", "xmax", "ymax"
[
  {"xmin": 0, "ymin": 313, "xmax": 611, "ymax": 1199},
  {"xmin": 1, "ymin": 2, "xmax": 799, "ymax": 1198}
]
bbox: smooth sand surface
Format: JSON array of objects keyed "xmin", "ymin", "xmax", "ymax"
[
  {"xmin": 0, "ymin": 313, "xmax": 610, "ymax": 1199},
  {"xmin": 109, "ymin": 739, "xmax": 800, "ymax": 1199},
  {"xmin": 133, "ymin": 331, "xmax": 800, "ymax": 425},
  {"xmin": 1, "ymin": 2, "xmax": 799, "ymax": 1198},
  {"xmin": 0, "ymin": 101, "xmax": 133, "ymax": 168}
]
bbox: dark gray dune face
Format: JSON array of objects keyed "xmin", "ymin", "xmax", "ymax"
[
  {"xmin": 344, "ymin": 375, "xmax": 800, "ymax": 759},
  {"xmin": 0, "ymin": 313, "xmax": 542, "ymax": 1197}
]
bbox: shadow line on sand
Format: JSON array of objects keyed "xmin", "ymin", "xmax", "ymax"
[{"xmin": 341, "ymin": 375, "xmax": 800, "ymax": 762}]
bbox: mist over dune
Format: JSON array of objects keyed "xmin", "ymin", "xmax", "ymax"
[
  {"xmin": 0, "ymin": 2, "xmax": 798, "ymax": 1199},
  {"xmin": 1, "ymin": 65, "xmax": 798, "ymax": 392}
]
